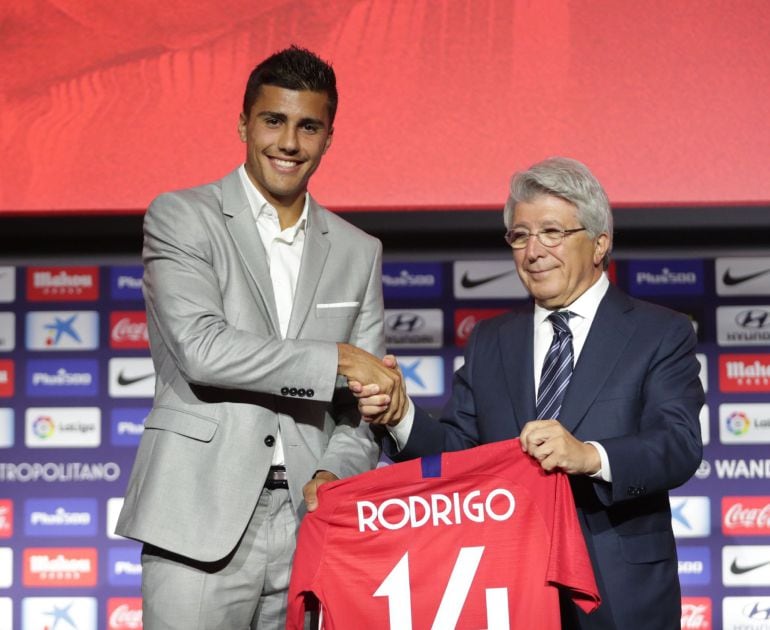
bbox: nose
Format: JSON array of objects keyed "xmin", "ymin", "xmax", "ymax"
[
  {"xmin": 523, "ymin": 233, "xmax": 546, "ymax": 260},
  {"xmin": 277, "ymin": 126, "xmax": 299, "ymax": 154}
]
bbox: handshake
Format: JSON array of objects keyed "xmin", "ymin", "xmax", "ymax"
[{"xmin": 337, "ymin": 343, "xmax": 407, "ymax": 426}]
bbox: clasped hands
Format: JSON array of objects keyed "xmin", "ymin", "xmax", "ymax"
[{"xmin": 337, "ymin": 345, "xmax": 406, "ymax": 426}]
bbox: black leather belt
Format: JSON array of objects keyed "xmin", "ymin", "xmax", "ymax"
[{"xmin": 264, "ymin": 465, "xmax": 288, "ymax": 490}]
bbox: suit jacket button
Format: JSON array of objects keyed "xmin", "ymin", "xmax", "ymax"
[
  {"xmin": 264, "ymin": 435, "xmax": 275, "ymax": 447},
  {"xmin": 298, "ymin": 388, "xmax": 306, "ymax": 397},
  {"xmin": 289, "ymin": 387, "xmax": 298, "ymax": 396},
  {"xmin": 307, "ymin": 388, "xmax": 315, "ymax": 398},
  {"xmin": 281, "ymin": 387, "xmax": 289, "ymax": 396}
]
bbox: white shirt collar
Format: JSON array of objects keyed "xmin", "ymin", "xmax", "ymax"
[
  {"xmin": 534, "ymin": 273, "xmax": 610, "ymax": 325},
  {"xmin": 238, "ymin": 164, "xmax": 309, "ymax": 237}
]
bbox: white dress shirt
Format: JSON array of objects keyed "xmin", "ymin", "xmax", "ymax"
[
  {"xmin": 390, "ymin": 273, "xmax": 613, "ymax": 481},
  {"xmin": 239, "ymin": 165, "xmax": 309, "ymax": 466}
]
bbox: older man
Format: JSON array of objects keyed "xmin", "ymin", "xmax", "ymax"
[{"xmin": 356, "ymin": 157, "xmax": 703, "ymax": 629}]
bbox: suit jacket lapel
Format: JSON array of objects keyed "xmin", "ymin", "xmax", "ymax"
[
  {"xmin": 499, "ymin": 310, "xmax": 537, "ymax": 432},
  {"xmin": 559, "ymin": 284, "xmax": 636, "ymax": 433},
  {"xmin": 221, "ymin": 169, "xmax": 281, "ymax": 334},
  {"xmin": 287, "ymin": 197, "xmax": 330, "ymax": 339}
]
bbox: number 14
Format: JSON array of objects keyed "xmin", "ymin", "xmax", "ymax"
[{"xmin": 373, "ymin": 546, "xmax": 510, "ymax": 630}]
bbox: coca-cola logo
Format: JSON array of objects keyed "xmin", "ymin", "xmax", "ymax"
[
  {"xmin": 0, "ymin": 501, "xmax": 11, "ymax": 537},
  {"xmin": 723, "ymin": 497, "xmax": 770, "ymax": 535},
  {"xmin": 110, "ymin": 312, "xmax": 148, "ymax": 349},
  {"xmin": 681, "ymin": 598, "xmax": 711, "ymax": 629},
  {"xmin": 108, "ymin": 599, "xmax": 143, "ymax": 629},
  {"xmin": 454, "ymin": 309, "xmax": 507, "ymax": 347}
]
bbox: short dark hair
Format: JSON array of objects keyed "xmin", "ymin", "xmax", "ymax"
[{"xmin": 242, "ymin": 45, "xmax": 338, "ymax": 126}]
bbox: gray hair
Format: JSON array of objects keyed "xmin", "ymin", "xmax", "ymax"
[{"xmin": 503, "ymin": 157, "xmax": 613, "ymax": 268}]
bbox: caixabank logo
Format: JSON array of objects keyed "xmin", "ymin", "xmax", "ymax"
[
  {"xmin": 398, "ymin": 356, "xmax": 444, "ymax": 397},
  {"xmin": 25, "ymin": 311, "xmax": 99, "ymax": 351},
  {"xmin": 22, "ymin": 596, "xmax": 97, "ymax": 629},
  {"xmin": 680, "ymin": 596, "xmax": 711, "ymax": 629},
  {"xmin": 26, "ymin": 266, "xmax": 99, "ymax": 301},
  {"xmin": 722, "ymin": 496, "xmax": 770, "ymax": 536},
  {"xmin": 670, "ymin": 496, "xmax": 711, "ymax": 538},
  {"xmin": 22, "ymin": 547, "xmax": 98, "ymax": 587},
  {"xmin": 719, "ymin": 354, "xmax": 770, "ymax": 392}
]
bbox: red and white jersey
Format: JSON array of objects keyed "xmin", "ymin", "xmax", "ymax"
[{"xmin": 287, "ymin": 438, "xmax": 600, "ymax": 630}]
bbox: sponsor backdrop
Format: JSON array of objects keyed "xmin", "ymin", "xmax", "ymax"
[{"xmin": 1, "ymin": 257, "xmax": 770, "ymax": 629}]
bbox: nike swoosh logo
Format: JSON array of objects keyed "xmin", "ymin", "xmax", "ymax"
[
  {"xmin": 117, "ymin": 371, "xmax": 155, "ymax": 386},
  {"xmin": 730, "ymin": 558, "xmax": 770, "ymax": 575},
  {"xmin": 723, "ymin": 268, "xmax": 770, "ymax": 286},
  {"xmin": 460, "ymin": 270, "xmax": 515, "ymax": 289}
]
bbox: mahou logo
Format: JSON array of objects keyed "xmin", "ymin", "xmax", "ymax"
[
  {"xmin": 110, "ymin": 311, "xmax": 149, "ymax": 349},
  {"xmin": 108, "ymin": 597, "xmax": 143, "ymax": 629},
  {"xmin": 23, "ymin": 547, "xmax": 98, "ymax": 586},
  {"xmin": 723, "ymin": 496, "xmax": 770, "ymax": 535},
  {"xmin": 454, "ymin": 309, "xmax": 507, "ymax": 347},
  {"xmin": 681, "ymin": 597, "xmax": 711, "ymax": 629},
  {"xmin": 27, "ymin": 266, "xmax": 99, "ymax": 301},
  {"xmin": 719, "ymin": 354, "xmax": 770, "ymax": 392},
  {"xmin": 0, "ymin": 499, "xmax": 12, "ymax": 537}
]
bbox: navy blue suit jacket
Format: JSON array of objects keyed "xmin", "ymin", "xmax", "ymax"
[{"xmin": 387, "ymin": 284, "xmax": 704, "ymax": 629}]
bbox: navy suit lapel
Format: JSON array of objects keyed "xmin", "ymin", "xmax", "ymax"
[
  {"xmin": 221, "ymin": 169, "xmax": 281, "ymax": 335},
  {"xmin": 559, "ymin": 284, "xmax": 636, "ymax": 434},
  {"xmin": 499, "ymin": 310, "xmax": 537, "ymax": 433}
]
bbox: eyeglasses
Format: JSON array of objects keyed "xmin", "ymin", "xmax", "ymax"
[{"xmin": 504, "ymin": 227, "xmax": 586, "ymax": 249}]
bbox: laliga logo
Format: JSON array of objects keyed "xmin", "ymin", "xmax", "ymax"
[
  {"xmin": 726, "ymin": 411, "xmax": 751, "ymax": 436},
  {"xmin": 33, "ymin": 415, "xmax": 55, "ymax": 438},
  {"xmin": 357, "ymin": 488, "xmax": 515, "ymax": 532}
]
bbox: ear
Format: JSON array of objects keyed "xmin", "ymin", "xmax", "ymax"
[
  {"xmin": 237, "ymin": 112, "xmax": 248, "ymax": 142},
  {"xmin": 593, "ymin": 233, "xmax": 610, "ymax": 266}
]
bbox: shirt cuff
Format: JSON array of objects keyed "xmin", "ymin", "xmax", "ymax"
[
  {"xmin": 386, "ymin": 397, "xmax": 415, "ymax": 451},
  {"xmin": 585, "ymin": 440, "xmax": 612, "ymax": 482}
]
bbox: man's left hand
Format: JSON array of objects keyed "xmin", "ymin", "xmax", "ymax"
[
  {"xmin": 303, "ymin": 470, "xmax": 339, "ymax": 512},
  {"xmin": 519, "ymin": 419, "xmax": 601, "ymax": 475}
]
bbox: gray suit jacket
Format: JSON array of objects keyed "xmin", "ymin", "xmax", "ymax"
[{"xmin": 116, "ymin": 168, "xmax": 384, "ymax": 562}]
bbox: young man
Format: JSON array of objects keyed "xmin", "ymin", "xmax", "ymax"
[{"xmin": 117, "ymin": 45, "xmax": 400, "ymax": 629}]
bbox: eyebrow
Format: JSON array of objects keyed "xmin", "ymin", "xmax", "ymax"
[{"xmin": 256, "ymin": 110, "xmax": 326, "ymax": 129}]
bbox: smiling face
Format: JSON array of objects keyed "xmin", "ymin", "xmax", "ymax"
[
  {"xmin": 512, "ymin": 194, "xmax": 609, "ymax": 309},
  {"xmin": 238, "ymin": 84, "xmax": 333, "ymax": 215}
]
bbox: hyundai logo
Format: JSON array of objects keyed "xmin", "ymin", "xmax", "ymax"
[
  {"xmin": 736, "ymin": 309, "xmax": 770, "ymax": 329},
  {"xmin": 386, "ymin": 313, "xmax": 425, "ymax": 333}
]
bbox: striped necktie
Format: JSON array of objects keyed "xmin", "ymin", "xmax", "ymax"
[{"xmin": 536, "ymin": 311, "xmax": 574, "ymax": 420}]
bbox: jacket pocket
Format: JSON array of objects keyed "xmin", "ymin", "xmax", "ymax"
[
  {"xmin": 619, "ymin": 530, "xmax": 676, "ymax": 564},
  {"xmin": 144, "ymin": 406, "xmax": 218, "ymax": 442},
  {"xmin": 315, "ymin": 302, "xmax": 360, "ymax": 318}
]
